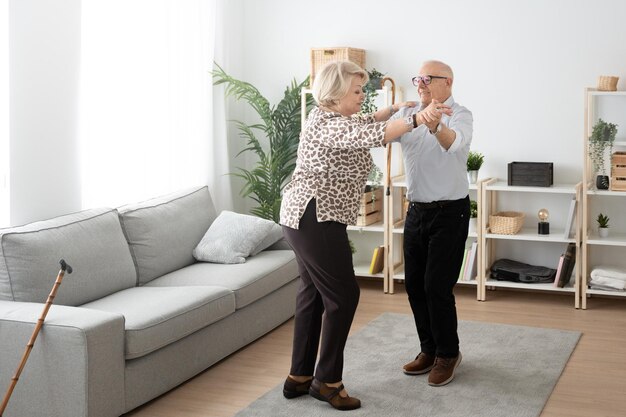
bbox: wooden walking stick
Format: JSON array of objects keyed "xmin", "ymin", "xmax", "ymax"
[
  {"xmin": 381, "ymin": 76, "xmax": 396, "ymax": 198},
  {"xmin": 381, "ymin": 77, "xmax": 396, "ymax": 293},
  {"xmin": 0, "ymin": 259, "xmax": 73, "ymax": 417}
]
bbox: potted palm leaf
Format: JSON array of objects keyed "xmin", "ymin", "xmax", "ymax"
[{"xmin": 211, "ymin": 63, "xmax": 315, "ymax": 222}]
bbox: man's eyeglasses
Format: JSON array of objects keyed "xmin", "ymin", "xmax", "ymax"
[{"xmin": 412, "ymin": 75, "xmax": 448, "ymax": 86}]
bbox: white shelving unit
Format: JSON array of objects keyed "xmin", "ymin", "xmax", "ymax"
[
  {"xmin": 480, "ymin": 179, "xmax": 582, "ymax": 307},
  {"xmin": 582, "ymin": 88, "xmax": 626, "ymax": 308}
]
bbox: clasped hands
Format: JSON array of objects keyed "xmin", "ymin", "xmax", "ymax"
[
  {"xmin": 395, "ymin": 100, "xmax": 452, "ymax": 132},
  {"xmin": 417, "ymin": 100, "xmax": 452, "ymax": 132}
]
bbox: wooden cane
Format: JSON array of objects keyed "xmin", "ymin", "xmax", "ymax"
[
  {"xmin": 0, "ymin": 259, "xmax": 73, "ymax": 417},
  {"xmin": 381, "ymin": 77, "xmax": 396, "ymax": 293},
  {"xmin": 381, "ymin": 77, "xmax": 396, "ymax": 196}
]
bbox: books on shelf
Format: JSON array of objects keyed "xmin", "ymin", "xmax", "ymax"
[
  {"xmin": 457, "ymin": 241, "xmax": 478, "ymax": 282},
  {"xmin": 463, "ymin": 241, "xmax": 479, "ymax": 282},
  {"xmin": 458, "ymin": 248, "xmax": 469, "ymax": 281},
  {"xmin": 563, "ymin": 197, "xmax": 577, "ymax": 239},
  {"xmin": 369, "ymin": 245, "xmax": 385, "ymax": 274},
  {"xmin": 556, "ymin": 243, "xmax": 576, "ymax": 288},
  {"xmin": 553, "ymin": 254, "xmax": 565, "ymax": 287}
]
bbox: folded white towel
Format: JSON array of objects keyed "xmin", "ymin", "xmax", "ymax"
[
  {"xmin": 589, "ymin": 283, "xmax": 625, "ymax": 292},
  {"xmin": 589, "ymin": 276, "xmax": 626, "ymax": 291},
  {"xmin": 590, "ymin": 267, "xmax": 626, "ymax": 282}
]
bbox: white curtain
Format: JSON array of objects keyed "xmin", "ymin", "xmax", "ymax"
[
  {"xmin": 79, "ymin": 0, "xmax": 221, "ymax": 208},
  {"xmin": 0, "ymin": 0, "xmax": 9, "ymax": 227}
]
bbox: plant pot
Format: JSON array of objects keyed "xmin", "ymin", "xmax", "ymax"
[
  {"xmin": 467, "ymin": 170, "xmax": 478, "ymax": 184},
  {"xmin": 468, "ymin": 217, "xmax": 477, "ymax": 235},
  {"xmin": 367, "ymin": 78, "xmax": 382, "ymax": 90},
  {"xmin": 598, "ymin": 227, "xmax": 609, "ymax": 238},
  {"xmin": 596, "ymin": 175, "xmax": 609, "ymax": 190}
]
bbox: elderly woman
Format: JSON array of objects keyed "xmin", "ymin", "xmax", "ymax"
[{"xmin": 280, "ymin": 60, "xmax": 450, "ymax": 410}]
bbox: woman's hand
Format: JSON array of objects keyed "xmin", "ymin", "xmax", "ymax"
[{"xmin": 392, "ymin": 101, "xmax": 417, "ymax": 112}]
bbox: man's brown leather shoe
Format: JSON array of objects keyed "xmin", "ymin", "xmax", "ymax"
[
  {"xmin": 403, "ymin": 352, "xmax": 435, "ymax": 375},
  {"xmin": 283, "ymin": 376, "xmax": 312, "ymax": 399},
  {"xmin": 428, "ymin": 352, "xmax": 462, "ymax": 386},
  {"xmin": 309, "ymin": 379, "xmax": 361, "ymax": 411}
]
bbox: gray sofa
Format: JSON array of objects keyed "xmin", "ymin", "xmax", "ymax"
[{"xmin": 0, "ymin": 186, "xmax": 298, "ymax": 417}]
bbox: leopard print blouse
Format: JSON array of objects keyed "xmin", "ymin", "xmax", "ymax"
[{"xmin": 280, "ymin": 107, "xmax": 387, "ymax": 229}]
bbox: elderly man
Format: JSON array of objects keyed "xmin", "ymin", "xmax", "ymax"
[{"xmin": 392, "ymin": 60, "xmax": 473, "ymax": 386}]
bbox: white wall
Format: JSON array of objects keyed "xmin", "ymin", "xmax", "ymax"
[
  {"xmin": 7, "ymin": 0, "xmax": 626, "ymax": 226},
  {"xmin": 9, "ymin": 0, "xmax": 81, "ymax": 225},
  {"xmin": 224, "ymin": 0, "xmax": 626, "ymax": 184}
]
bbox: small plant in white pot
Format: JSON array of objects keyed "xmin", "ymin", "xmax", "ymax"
[
  {"xmin": 467, "ymin": 151, "xmax": 484, "ymax": 184},
  {"xmin": 597, "ymin": 213, "xmax": 610, "ymax": 238}
]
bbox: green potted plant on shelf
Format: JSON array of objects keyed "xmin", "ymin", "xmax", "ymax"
[
  {"xmin": 211, "ymin": 63, "xmax": 315, "ymax": 222},
  {"xmin": 469, "ymin": 199, "xmax": 478, "ymax": 234},
  {"xmin": 589, "ymin": 118, "xmax": 618, "ymax": 190},
  {"xmin": 467, "ymin": 151, "xmax": 485, "ymax": 184},
  {"xmin": 597, "ymin": 213, "xmax": 610, "ymax": 238},
  {"xmin": 360, "ymin": 68, "xmax": 385, "ymax": 115}
]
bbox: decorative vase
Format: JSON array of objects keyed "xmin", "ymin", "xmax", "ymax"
[
  {"xmin": 596, "ymin": 175, "xmax": 609, "ymax": 190},
  {"xmin": 467, "ymin": 170, "xmax": 478, "ymax": 184},
  {"xmin": 598, "ymin": 227, "xmax": 609, "ymax": 238},
  {"xmin": 468, "ymin": 217, "xmax": 477, "ymax": 235}
]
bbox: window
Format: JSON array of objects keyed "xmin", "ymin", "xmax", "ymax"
[
  {"xmin": 79, "ymin": 0, "xmax": 215, "ymax": 208},
  {"xmin": 0, "ymin": 0, "xmax": 9, "ymax": 227}
]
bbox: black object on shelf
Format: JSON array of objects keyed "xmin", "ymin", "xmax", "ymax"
[{"xmin": 508, "ymin": 162, "xmax": 554, "ymax": 187}]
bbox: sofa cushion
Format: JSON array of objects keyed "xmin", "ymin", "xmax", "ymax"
[
  {"xmin": 118, "ymin": 186, "xmax": 217, "ymax": 285},
  {"xmin": 192, "ymin": 211, "xmax": 281, "ymax": 264},
  {"xmin": 145, "ymin": 250, "xmax": 297, "ymax": 309},
  {"xmin": 80, "ymin": 286, "xmax": 235, "ymax": 360},
  {"xmin": 0, "ymin": 208, "xmax": 136, "ymax": 305}
]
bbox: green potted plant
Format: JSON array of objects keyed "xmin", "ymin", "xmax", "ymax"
[
  {"xmin": 469, "ymin": 199, "xmax": 478, "ymax": 234},
  {"xmin": 467, "ymin": 151, "xmax": 485, "ymax": 184},
  {"xmin": 597, "ymin": 212, "xmax": 610, "ymax": 238},
  {"xmin": 211, "ymin": 63, "xmax": 315, "ymax": 222},
  {"xmin": 589, "ymin": 118, "xmax": 618, "ymax": 190},
  {"xmin": 360, "ymin": 68, "xmax": 385, "ymax": 115}
]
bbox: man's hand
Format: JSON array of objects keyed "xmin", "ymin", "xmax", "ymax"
[{"xmin": 420, "ymin": 99, "xmax": 452, "ymax": 132}]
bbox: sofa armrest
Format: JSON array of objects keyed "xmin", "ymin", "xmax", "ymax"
[{"xmin": 0, "ymin": 301, "xmax": 126, "ymax": 417}]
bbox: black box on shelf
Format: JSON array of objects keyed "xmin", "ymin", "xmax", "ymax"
[{"xmin": 507, "ymin": 162, "xmax": 553, "ymax": 187}]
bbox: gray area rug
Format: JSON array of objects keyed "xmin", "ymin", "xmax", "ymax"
[{"xmin": 235, "ymin": 312, "xmax": 580, "ymax": 417}]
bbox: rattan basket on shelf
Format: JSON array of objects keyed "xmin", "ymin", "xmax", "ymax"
[
  {"xmin": 310, "ymin": 47, "xmax": 365, "ymax": 86},
  {"xmin": 597, "ymin": 76, "xmax": 619, "ymax": 92},
  {"xmin": 489, "ymin": 211, "xmax": 525, "ymax": 235}
]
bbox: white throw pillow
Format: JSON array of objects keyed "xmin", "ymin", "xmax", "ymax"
[
  {"xmin": 250, "ymin": 222, "xmax": 284, "ymax": 256},
  {"xmin": 193, "ymin": 211, "xmax": 278, "ymax": 264}
]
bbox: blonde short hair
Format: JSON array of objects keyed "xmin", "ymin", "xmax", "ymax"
[{"xmin": 312, "ymin": 61, "xmax": 368, "ymax": 108}]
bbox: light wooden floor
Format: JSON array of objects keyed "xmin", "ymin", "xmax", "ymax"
[{"xmin": 126, "ymin": 280, "xmax": 626, "ymax": 417}]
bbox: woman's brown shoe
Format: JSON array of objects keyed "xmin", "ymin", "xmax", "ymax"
[
  {"xmin": 283, "ymin": 376, "xmax": 313, "ymax": 399},
  {"xmin": 308, "ymin": 379, "xmax": 361, "ymax": 411}
]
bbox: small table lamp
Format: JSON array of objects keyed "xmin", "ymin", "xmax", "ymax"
[{"xmin": 538, "ymin": 208, "xmax": 550, "ymax": 235}]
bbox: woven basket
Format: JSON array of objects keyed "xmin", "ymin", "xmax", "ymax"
[
  {"xmin": 310, "ymin": 47, "xmax": 366, "ymax": 86},
  {"xmin": 597, "ymin": 76, "xmax": 619, "ymax": 92},
  {"xmin": 489, "ymin": 211, "xmax": 525, "ymax": 235}
]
